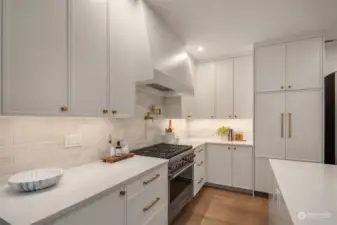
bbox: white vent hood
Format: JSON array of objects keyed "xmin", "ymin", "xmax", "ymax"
[{"xmin": 135, "ymin": 1, "xmax": 194, "ymax": 97}]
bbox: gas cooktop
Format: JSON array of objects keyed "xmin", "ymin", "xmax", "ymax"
[{"xmin": 133, "ymin": 143, "xmax": 193, "ymax": 159}]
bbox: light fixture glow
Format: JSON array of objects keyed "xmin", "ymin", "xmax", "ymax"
[{"xmin": 197, "ymin": 46, "xmax": 204, "ymax": 52}]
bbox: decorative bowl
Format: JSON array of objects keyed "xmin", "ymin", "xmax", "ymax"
[{"xmin": 8, "ymin": 168, "xmax": 64, "ymax": 192}]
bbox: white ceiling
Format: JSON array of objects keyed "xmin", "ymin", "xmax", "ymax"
[{"xmin": 146, "ymin": 0, "xmax": 337, "ymax": 61}]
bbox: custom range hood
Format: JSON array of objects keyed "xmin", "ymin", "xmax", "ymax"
[{"xmin": 135, "ymin": 1, "xmax": 194, "ymax": 97}]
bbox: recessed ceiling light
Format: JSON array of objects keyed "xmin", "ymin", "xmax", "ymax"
[{"xmin": 197, "ymin": 46, "xmax": 204, "ymax": 52}]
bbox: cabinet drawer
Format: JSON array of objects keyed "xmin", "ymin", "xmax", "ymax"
[
  {"xmin": 194, "ymin": 167, "xmax": 205, "ymax": 196},
  {"xmin": 127, "ymin": 165, "xmax": 167, "ymax": 198},
  {"xmin": 194, "ymin": 145, "xmax": 205, "ymax": 162},
  {"xmin": 144, "ymin": 205, "xmax": 168, "ymax": 225},
  {"xmin": 127, "ymin": 181, "xmax": 168, "ymax": 225}
]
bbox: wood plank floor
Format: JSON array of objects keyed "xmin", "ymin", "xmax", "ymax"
[{"xmin": 173, "ymin": 187, "xmax": 268, "ymax": 225}]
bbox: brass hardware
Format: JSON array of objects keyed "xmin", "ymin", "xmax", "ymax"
[
  {"xmin": 229, "ymin": 115, "xmax": 232, "ymax": 118},
  {"xmin": 144, "ymin": 112, "xmax": 154, "ymax": 122},
  {"xmin": 228, "ymin": 147, "xmax": 231, "ymax": 150},
  {"xmin": 61, "ymin": 106, "xmax": 68, "ymax": 112},
  {"xmin": 234, "ymin": 114, "xmax": 237, "ymax": 118},
  {"xmin": 143, "ymin": 197, "xmax": 160, "ymax": 212},
  {"xmin": 111, "ymin": 110, "xmax": 117, "ymax": 115},
  {"xmin": 103, "ymin": 109, "xmax": 108, "ymax": 114},
  {"xmin": 233, "ymin": 147, "xmax": 236, "ymax": 150},
  {"xmin": 187, "ymin": 115, "xmax": 192, "ymax": 118},
  {"xmin": 281, "ymin": 86, "xmax": 284, "ymax": 89},
  {"xmin": 143, "ymin": 174, "xmax": 160, "ymax": 185},
  {"xmin": 288, "ymin": 85, "xmax": 292, "ymax": 89},
  {"xmin": 211, "ymin": 116, "xmax": 214, "ymax": 118},
  {"xmin": 197, "ymin": 149, "xmax": 204, "ymax": 153},
  {"xmin": 120, "ymin": 190, "xmax": 126, "ymax": 196},
  {"xmin": 281, "ymin": 113, "xmax": 284, "ymax": 138},
  {"xmin": 197, "ymin": 161, "xmax": 204, "ymax": 166},
  {"xmin": 198, "ymin": 178, "xmax": 204, "ymax": 184},
  {"xmin": 288, "ymin": 113, "xmax": 292, "ymax": 138}
]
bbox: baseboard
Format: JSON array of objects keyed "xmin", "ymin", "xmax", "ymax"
[
  {"xmin": 204, "ymin": 183, "xmax": 253, "ymax": 195},
  {"xmin": 253, "ymin": 191, "xmax": 269, "ymax": 199}
]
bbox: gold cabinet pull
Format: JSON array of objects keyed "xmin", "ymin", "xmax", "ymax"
[
  {"xmin": 196, "ymin": 149, "xmax": 204, "ymax": 153},
  {"xmin": 288, "ymin": 113, "xmax": 292, "ymax": 138},
  {"xmin": 281, "ymin": 113, "xmax": 284, "ymax": 138},
  {"xmin": 143, "ymin": 197, "xmax": 160, "ymax": 212},
  {"xmin": 61, "ymin": 106, "xmax": 69, "ymax": 112},
  {"xmin": 143, "ymin": 174, "xmax": 160, "ymax": 185},
  {"xmin": 103, "ymin": 109, "xmax": 108, "ymax": 114},
  {"xmin": 112, "ymin": 110, "xmax": 117, "ymax": 115},
  {"xmin": 198, "ymin": 178, "xmax": 204, "ymax": 184},
  {"xmin": 197, "ymin": 161, "xmax": 204, "ymax": 166}
]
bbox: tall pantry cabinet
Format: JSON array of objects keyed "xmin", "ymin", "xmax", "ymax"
[{"xmin": 254, "ymin": 37, "xmax": 323, "ymax": 193}]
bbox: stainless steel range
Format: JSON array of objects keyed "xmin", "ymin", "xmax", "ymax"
[{"xmin": 133, "ymin": 143, "xmax": 194, "ymax": 224}]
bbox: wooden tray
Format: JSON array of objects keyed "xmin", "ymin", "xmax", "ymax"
[{"xmin": 101, "ymin": 153, "xmax": 135, "ymax": 163}]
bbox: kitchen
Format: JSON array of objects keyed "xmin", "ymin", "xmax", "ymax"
[{"xmin": 0, "ymin": 0, "xmax": 337, "ymax": 225}]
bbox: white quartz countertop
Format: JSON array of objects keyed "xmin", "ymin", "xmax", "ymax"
[
  {"xmin": 270, "ymin": 159, "xmax": 337, "ymax": 225},
  {"xmin": 178, "ymin": 138, "xmax": 253, "ymax": 148},
  {"xmin": 0, "ymin": 156, "xmax": 168, "ymax": 225}
]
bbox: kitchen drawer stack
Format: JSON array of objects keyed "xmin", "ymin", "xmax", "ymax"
[
  {"xmin": 127, "ymin": 165, "xmax": 168, "ymax": 225},
  {"xmin": 193, "ymin": 144, "xmax": 206, "ymax": 196}
]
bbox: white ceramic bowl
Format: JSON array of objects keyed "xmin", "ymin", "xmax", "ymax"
[{"xmin": 8, "ymin": 168, "xmax": 64, "ymax": 192}]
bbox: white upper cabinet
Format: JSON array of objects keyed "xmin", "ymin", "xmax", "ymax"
[
  {"xmin": 234, "ymin": 55, "xmax": 253, "ymax": 118},
  {"xmin": 194, "ymin": 63, "xmax": 215, "ymax": 118},
  {"xmin": 109, "ymin": 0, "xmax": 152, "ymax": 117},
  {"xmin": 3, "ymin": 0, "xmax": 68, "ymax": 115},
  {"xmin": 255, "ymin": 92, "xmax": 286, "ymax": 159},
  {"xmin": 70, "ymin": 0, "xmax": 109, "ymax": 116},
  {"xmin": 214, "ymin": 59, "xmax": 233, "ymax": 119},
  {"xmin": 286, "ymin": 38, "xmax": 322, "ymax": 90},
  {"xmin": 285, "ymin": 90, "xmax": 322, "ymax": 162},
  {"xmin": 255, "ymin": 44, "xmax": 286, "ymax": 92}
]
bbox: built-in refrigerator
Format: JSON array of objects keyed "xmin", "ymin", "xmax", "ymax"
[{"xmin": 324, "ymin": 71, "xmax": 337, "ymax": 164}]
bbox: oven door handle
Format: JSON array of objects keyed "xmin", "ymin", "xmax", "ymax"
[{"xmin": 169, "ymin": 162, "xmax": 195, "ymax": 181}]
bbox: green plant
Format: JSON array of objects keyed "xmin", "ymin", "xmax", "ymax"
[{"xmin": 216, "ymin": 126, "xmax": 229, "ymax": 136}]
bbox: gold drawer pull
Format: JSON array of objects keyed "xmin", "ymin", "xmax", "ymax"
[
  {"xmin": 143, "ymin": 197, "xmax": 160, "ymax": 212},
  {"xmin": 143, "ymin": 174, "xmax": 160, "ymax": 185},
  {"xmin": 197, "ymin": 149, "xmax": 204, "ymax": 153},
  {"xmin": 61, "ymin": 106, "xmax": 69, "ymax": 112},
  {"xmin": 197, "ymin": 161, "xmax": 204, "ymax": 166},
  {"xmin": 198, "ymin": 178, "xmax": 204, "ymax": 184},
  {"xmin": 103, "ymin": 109, "xmax": 108, "ymax": 114}
]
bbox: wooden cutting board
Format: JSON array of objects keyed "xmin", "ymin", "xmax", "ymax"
[{"xmin": 101, "ymin": 153, "xmax": 135, "ymax": 163}]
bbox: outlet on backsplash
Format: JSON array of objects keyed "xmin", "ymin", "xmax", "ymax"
[{"xmin": 65, "ymin": 134, "xmax": 83, "ymax": 148}]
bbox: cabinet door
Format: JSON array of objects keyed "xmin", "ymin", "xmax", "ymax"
[
  {"xmin": 286, "ymin": 37, "xmax": 323, "ymax": 90},
  {"xmin": 234, "ymin": 55, "xmax": 253, "ymax": 119},
  {"xmin": 181, "ymin": 95, "xmax": 195, "ymax": 118},
  {"xmin": 109, "ymin": 0, "xmax": 152, "ymax": 117},
  {"xmin": 255, "ymin": 44, "xmax": 286, "ymax": 92},
  {"xmin": 255, "ymin": 157, "xmax": 273, "ymax": 193},
  {"xmin": 232, "ymin": 146, "xmax": 253, "ymax": 190},
  {"xmin": 3, "ymin": 0, "xmax": 68, "ymax": 115},
  {"xmin": 70, "ymin": 0, "xmax": 109, "ymax": 116},
  {"xmin": 214, "ymin": 59, "xmax": 233, "ymax": 118},
  {"xmin": 285, "ymin": 90, "xmax": 323, "ymax": 162},
  {"xmin": 51, "ymin": 187, "xmax": 126, "ymax": 225},
  {"xmin": 206, "ymin": 144, "xmax": 231, "ymax": 186},
  {"xmin": 255, "ymin": 92, "xmax": 286, "ymax": 158},
  {"xmin": 194, "ymin": 63, "xmax": 215, "ymax": 118}
]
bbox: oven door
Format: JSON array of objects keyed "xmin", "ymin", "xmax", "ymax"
[{"xmin": 168, "ymin": 162, "xmax": 194, "ymax": 224}]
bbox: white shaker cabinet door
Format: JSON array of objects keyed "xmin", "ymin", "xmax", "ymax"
[
  {"xmin": 214, "ymin": 59, "xmax": 233, "ymax": 119},
  {"xmin": 181, "ymin": 95, "xmax": 195, "ymax": 118},
  {"xmin": 3, "ymin": 0, "xmax": 68, "ymax": 115},
  {"xmin": 232, "ymin": 146, "xmax": 253, "ymax": 190},
  {"xmin": 51, "ymin": 187, "xmax": 126, "ymax": 225},
  {"xmin": 70, "ymin": 0, "xmax": 109, "ymax": 116},
  {"xmin": 206, "ymin": 144, "xmax": 232, "ymax": 186},
  {"xmin": 286, "ymin": 37, "xmax": 323, "ymax": 90},
  {"xmin": 109, "ymin": 0, "xmax": 152, "ymax": 118},
  {"xmin": 255, "ymin": 44, "xmax": 286, "ymax": 92},
  {"xmin": 194, "ymin": 63, "xmax": 215, "ymax": 118},
  {"xmin": 255, "ymin": 92, "xmax": 286, "ymax": 159},
  {"xmin": 255, "ymin": 157, "xmax": 273, "ymax": 194},
  {"xmin": 285, "ymin": 90, "xmax": 323, "ymax": 162},
  {"xmin": 234, "ymin": 55, "xmax": 253, "ymax": 119}
]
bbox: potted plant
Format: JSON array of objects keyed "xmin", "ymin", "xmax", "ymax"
[{"xmin": 216, "ymin": 126, "xmax": 230, "ymax": 140}]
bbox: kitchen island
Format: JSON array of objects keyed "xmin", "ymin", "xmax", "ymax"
[{"xmin": 269, "ymin": 159, "xmax": 337, "ymax": 225}]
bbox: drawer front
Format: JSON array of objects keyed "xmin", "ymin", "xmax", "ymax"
[
  {"xmin": 144, "ymin": 205, "xmax": 168, "ymax": 225},
  {"xmin": 127, "ymin": 175, "xmax": 168, "ymax": 225},
  {"xmin": 193, "ymin": 167, "xmax": 205, "ymax": 196},
  {"xmin": 194, "ymin": 145, "xmax": 205, "ymax": 163},
  {"xmin": 127, "ymin": 165, "xmax": 167, "ymax": 198}
]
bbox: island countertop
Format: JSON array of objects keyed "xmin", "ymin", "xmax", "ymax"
[
  {"xmin": 270, "ymin": 159, "xmax": 337, "ymax": 225},
  {"xmin": 0, "ymin": 156, "xmax": 168, "ymax": 225}
]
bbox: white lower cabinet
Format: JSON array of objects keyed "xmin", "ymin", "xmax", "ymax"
[
  {"xmin": 51, "ymin": 187, "xmax": 126, "ymax": 225},
  {"xmin": 50, "ymin": 165, "xmax": 168, "ymax": 225},
  {"xmin": 255, "ymin": 157, "xmax": 273, "ymax": 194},
  {"xmin": 206, "ymin": 144, "xmax": 253, "ymax": 190},
  {"xmin": 193, "ymin": 145, "xmax": 206, "ymax": 196}
]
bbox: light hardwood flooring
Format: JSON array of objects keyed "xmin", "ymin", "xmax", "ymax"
[{"xmin": 173, "ymin": 187, "xmax": 268, "ymax": 225}]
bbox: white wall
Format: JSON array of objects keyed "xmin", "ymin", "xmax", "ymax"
[{"xmin": 325, "ymin": 42, "xmax": 337, "ymax": 75}]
